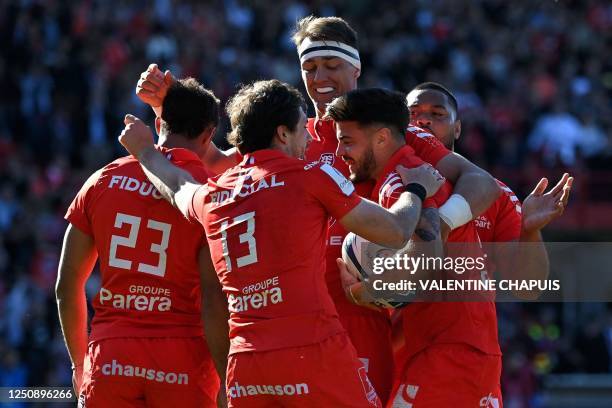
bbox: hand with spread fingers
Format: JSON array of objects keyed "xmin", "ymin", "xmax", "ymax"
[{"xmin": 522, "ymin": 173, "xmax": 574, "ymax": 234}]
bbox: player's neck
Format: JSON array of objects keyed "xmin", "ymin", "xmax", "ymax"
[
  {"xmin": 315, "ymin": 107, "xmax": 325, "ymax": 121},
  {"xmin": 372, "ymin": 141, "xmax": 405, "ymax": 180},
  {"xmin": 159, "ymin": 134, "xmax": 204, "ymax": 157}
]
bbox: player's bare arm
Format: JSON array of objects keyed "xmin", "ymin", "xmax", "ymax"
[
  {"xmin": 198, "ymin": 247, "xmax": 229, "ymax": 408},
  {"xmin": 55, "ymin": 223, "xmax": 98, "ymax": 394},
  {"xmin": 118, "ymin": 114, "xmax": 202, "ymax": 216},
  {"xmin": 414, "ymin": 208, "xmax": 442, "ymax": 243},
  {"xmin": 435, "ymin": 152, "xmax": 502, "ymax": 231},
  {"xmin": 202, "ymin": 142, "xmax": 239, "ymax": 176},
  {"xmin": 340, "ymin": 163, "xmax": 445, "ymax": 249},
  {"xmin": 409, "ymin": 207, "xmax": 444, "ymax": 272},
  {"xmin": 136, "ymin": 64, "xmax": 238, "ymax": 175}
]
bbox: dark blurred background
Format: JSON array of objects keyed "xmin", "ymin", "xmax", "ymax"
[{"xmin": 0, "ymin": 1, "xmax": 611, "ymax": 407}]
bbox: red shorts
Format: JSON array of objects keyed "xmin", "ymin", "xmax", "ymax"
[
  {"xmin": 79, "ymin": 337, "xmax": 219, "ymax": 408},
  {"xmin": 226, "ymin": 333, "xmax": 381, "ymax": 408},
  {"xmin": 340, "ymin": 311, "xmax": 394, "ymax": 406},
  {"xmin": 389, "ymin": 344, "xmax": 502, "ymax": 408}
]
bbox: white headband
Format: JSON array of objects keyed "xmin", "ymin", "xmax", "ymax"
[{"xmin": 298, "ymin": 37, "xmax": 361, "ymax": 70}]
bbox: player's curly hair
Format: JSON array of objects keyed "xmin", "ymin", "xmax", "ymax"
[
  {"xmin": 161, "ymin": 78, "xmax": 220, "ymax": 139},
  {"xmin": 226, "ymin": 80, "xmax": 306, "ymax": 154},
  {"xmin": 292, "ymin": 15, "xmax": 358, "ymax": 48}
]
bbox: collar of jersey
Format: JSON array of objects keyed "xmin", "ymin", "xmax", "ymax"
[
  {"xmin": 240, "ymin": 149, "xmax": 289, "ymax": 165},
  {"xmin": 157, "ymin": 145, "xmax": 201, "ymax": 163}
]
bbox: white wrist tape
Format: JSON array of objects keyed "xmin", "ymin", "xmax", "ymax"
[{"xmin": 439, "ymin": 194, "xmax": 473, "ymax": 230}]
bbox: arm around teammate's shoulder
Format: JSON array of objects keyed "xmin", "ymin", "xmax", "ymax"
[
  {"xmin": 339, "ymin": 164, "xmax": 445, "ymax": 249},
  {"xmin": 202, "ymin": 142, "xmax": 239, "ymax": 176},
  {"xmin": 118, "ymin": 114, "xmax": 203, "ymax": 218},
  {"xmin": 435, "ymin": 152, "xmax": 501, "ymax": 228}
]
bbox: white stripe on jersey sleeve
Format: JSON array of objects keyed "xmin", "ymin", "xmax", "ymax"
[
  {"xmin": 320, "ymin": 163, "xmax": 355, "ymax": 196},
  {"xmin": 380, "ymin": 178, "xmax": 402, "ymax": 199}
]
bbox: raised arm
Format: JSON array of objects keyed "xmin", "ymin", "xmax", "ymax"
[
  {"xmin": 135, "ymin": 64, "xmax": 238, "ymax": 175},
  {"xmin": 435, "ymin": 152, "xmax": 501, "ymax": 230},
  {"xmin": 118, "ymin": 114, "xmax": 202, "ymax": 217},
  {"xmin": 55, "ymin": 224, "xmax": 98, "ymax": 393}
]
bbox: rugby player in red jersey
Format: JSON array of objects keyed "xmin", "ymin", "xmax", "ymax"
[
  {"xmin": 134, "ymin": 16, "xmax": 504, "ymax": 404},
  {"xmin": 406, "ymin": 82, "xmax": 572, "ymax": 285},
  {"xmin": 326, "ymin": 88, "xmax": 507, "ymax": 407},
  {"xmin": 55, "ymin": 79, "xmax": 223, "ymax": 407},
  {"xmin": 118, "ymin": 79, "xmax": 445, "ymax": 407}
]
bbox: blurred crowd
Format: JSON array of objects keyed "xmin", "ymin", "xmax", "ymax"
[{"xmin": 0, "ymin": 0, "xmax": 611, "ymax": 406}]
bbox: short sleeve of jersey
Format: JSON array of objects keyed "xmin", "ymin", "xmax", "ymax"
[
  {"xmin": 167, "ymin": 152, "xmax": 210, "ymax": 226},
  {"xmin": 405, "ymin": 126, "xmax": 451, "ymax": 167},
  {"xmin": 493, "ymin": 185, "xmax": 522, "ymax": 242},
  {"xmin": 65, "ymin": 169, "xmax": 102, "ymax": 235},
  {"xmin": 187, "ymin": 184, "xmax": 208, "ymax": 226},
  {"xmin": 308, "ymin": 163, "xmax": 361, "ymax": 220}
]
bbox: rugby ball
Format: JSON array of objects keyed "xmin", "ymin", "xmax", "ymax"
[{"xmin": 341, "ymin": 232, "xmax": 415, "ymax": 308}]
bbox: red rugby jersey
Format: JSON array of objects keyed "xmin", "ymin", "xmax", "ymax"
[
  {"xmin": 475, "ymin": 179, "xmax": 522, "ymax": 243},
  {"xmin": 187, "ymin": 149, "xmax": 362, "ymax": 355},
  {"xmin": 305, "ymin": 118, "xmax": 452, "ymax": 317},
  {"xmin": 65, "ymin": 147, "xmax": 209, "ymax": 341},
  {"xmin": 475, "ymin": 179, "xmax": 522, "ymax": 277},
  {"xmin": 372, "ymin": 145, "xmax": 501, "ymax": 359}
]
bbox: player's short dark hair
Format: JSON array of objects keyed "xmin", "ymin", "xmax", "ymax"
[
  {"xmin": 325, "ymin": 88, "xmax": 408, "ymax": 139},
  {"xmin": 161, "ymin": 78, "xmax": 220, "ymax": 139},
  {"xmin": 226, "ymin": 80, "xmax": 306, "ymax": 154},
  {"xmin": 411, "ymin": 82, "xmax": 458, "ymax": 115},
  {"xmin": 292, "ymin": 16, "xmax": 358, "ymax": 48}
]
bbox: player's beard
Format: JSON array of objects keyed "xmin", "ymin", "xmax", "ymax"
[{"xmin": 349, "ymin": 147, "xmax": 376, "ymax": 183}]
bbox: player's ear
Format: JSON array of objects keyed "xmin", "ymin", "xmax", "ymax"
[
  {"xmin": 197, "ymin": 126, "xmax": 215, "ymax": 154},
  {"xmin": 375, "ymin": 127, "xmax": 391, "ymax": 146},
  {"xmin": 202, "ymin": 126, "xmax": 216, "ymax": 145},
  {"xmin": 154, "ymin": 117, "xmax": 162, "ymax": 135},
  {"xmin": 454, "ymin": 120, "xmax": 461, "ymax": 141},
  {"xmin": 353, "ymin": 67, "xmax": 361, "ymax": 80},
  {"xmin": 275, "ymin": 125, "xmax": 290, "ymax": 145}
]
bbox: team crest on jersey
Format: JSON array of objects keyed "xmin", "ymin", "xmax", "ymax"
[{"xmin": 319, "ymin": 153, "xmax": 335, "ymax": 166}]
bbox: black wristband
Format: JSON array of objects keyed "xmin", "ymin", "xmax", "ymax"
[{"xmin": 403, "ymin": 183, "xmax": 426, "ymax": 202}]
